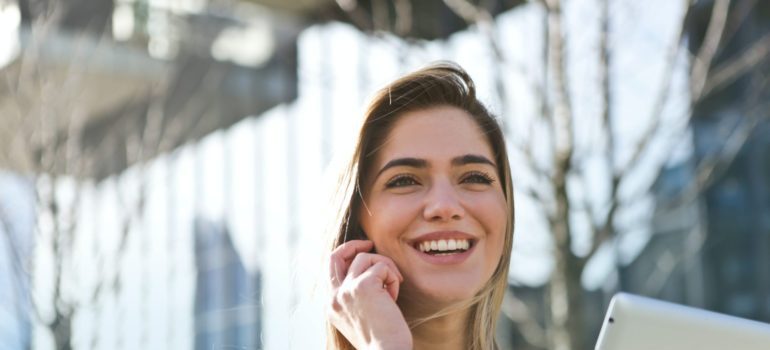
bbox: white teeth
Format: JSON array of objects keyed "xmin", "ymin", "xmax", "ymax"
[{"xmin": 418, "ymin": 239, "xmax": 471, "ymax": 253}]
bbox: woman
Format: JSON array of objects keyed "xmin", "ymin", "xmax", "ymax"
[{"xmin": 326, "ymin": 62, "xmax": 515, "ymax": 350}]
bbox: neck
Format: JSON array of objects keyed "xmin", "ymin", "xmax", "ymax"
[{"xmin": 402, "ymin": 303, "xmax": 472, "ymax": 350}]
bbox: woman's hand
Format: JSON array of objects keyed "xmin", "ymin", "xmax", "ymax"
[{"xmin": 328, "ymin": 240, "xmax": 413, "ymax": 350}]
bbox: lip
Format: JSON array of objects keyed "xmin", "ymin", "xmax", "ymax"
[
  {"xmin": 407, "ymin": 230, "xmax": 477, "ymax": 244},
  {"xmin": 407, "ymin": 231, "xmax": 477, "ymax": 265}
]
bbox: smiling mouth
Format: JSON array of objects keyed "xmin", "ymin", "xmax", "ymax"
[{"xmin": 414, "ymin": 238, "xmax": 474, "ymax": 256}]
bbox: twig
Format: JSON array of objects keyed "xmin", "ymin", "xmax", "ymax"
[
  {"xmin": 690, "ymin": 0, "xmax": 731, "ymax": 100},
  {"xmin": 642, "ymin": 223, "xmax": 708, "ymax": 297},
  {"xmin": 617, "ymin": 0, "xmax": 691, "ymax": 178},
  {"xmin": 701, "ymin": 32, "xmax": 770, "ymax": 97},
  {"xmin": 501, "ymin": 289, "xmax": 548, "ymax": 348},
  {"xmin": 614, "ymin": 98, "xmax": 769, "ymax": 236},
  {"xmin": 582, "ymin": 0, "xmax": 618, "ymax": 265}
]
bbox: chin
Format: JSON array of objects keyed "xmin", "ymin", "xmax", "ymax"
[{"xmin": 409, "ymin": 274, "xmax": 484, "ymax": 305}]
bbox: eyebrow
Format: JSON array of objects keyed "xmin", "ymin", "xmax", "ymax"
[
  {"xmin": 451, "ymin": 154, "xmax": 496, "ymax": 167},
  {"xmin": 375, "ymin": 154, "xmax": 496, "ymax": 179}
]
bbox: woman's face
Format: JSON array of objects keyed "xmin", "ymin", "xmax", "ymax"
[{"xmin": 359, "ymin": 105, "xmax": 507, "ymax": 305}]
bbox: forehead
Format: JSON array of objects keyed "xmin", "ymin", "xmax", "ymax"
[{"xmin": 375, "ymin": 106, "xmax": 495, "ymax": 165}]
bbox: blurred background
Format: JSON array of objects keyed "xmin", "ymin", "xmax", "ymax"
[{"xmin": 0, "ymin": 0, "xmax": 768, "ymax": 349}]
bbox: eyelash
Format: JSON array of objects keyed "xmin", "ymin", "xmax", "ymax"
[
  {"xmin": 384, "ymin": 172, "xmax": 495, "ymax": 188},
  {"xmin": 385, "ymin": 175, "xmax": 419, "ymax": 188},
  {"xmin": 462, "ymin": 171, "xmax": 495, "ymax": 185}
]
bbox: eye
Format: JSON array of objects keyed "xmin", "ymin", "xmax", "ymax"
[
  {"xmin": 461, "ymin": 171, "xmax": 495, "ymax": 185},
  {"xmin": 385, "ymin": 174, "xmax": 420, "ymax": 188}
]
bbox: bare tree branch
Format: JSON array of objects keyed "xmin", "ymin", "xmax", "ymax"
[
  {"xmin": 620, "ymin": 66, "xmax": 770, "ymax": 225},
  {"xmin": 642, "ymin": 223, "xmax": 708, "ymax": 297},
  {"xmin": 701, "ymin": 32, "xmax": 770, "ymax": 97},
  {"xmin": 617, "ymin": 0, "xmax": 692, "ymax": 177},
  {"xmin": 613, "ymin": 109, "xmax": 768, "ymax": 239},
  {"xmin": 544, "ymin": 0, "xmax": 574, "ymax": 167},
  {"xmin": 514, "ymin": 120, "xmax": 554, "ymax": 185},
  {"xmin": 582, "ymin": 0, "xmax": 694, "ymax": 261},
  {"xmin": 501, "ymin": 289, "xmax": 548, "ymax": 349},
  {"xmin": 616, "ymin": 0, "xmax": 769, "ymax": 200},
  {"xmin": 1, "ymin": 7, "xmax": 191, "ymax": 348},
  {"xmin": 580, "ymin": 0, "xmax": 617, "ymax": 267},
  {"xmin": 720, "ymin": 0, "xmax": 757, "ymax": 47},
  {"xmin": 690, "ymin": 0, "xmax": 731, "ymax": 100},
  {"xmin": 540, "ymin": 1, "xmax": 585, "ymax": 348}
]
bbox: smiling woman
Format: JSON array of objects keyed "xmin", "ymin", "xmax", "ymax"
[{"xmin": 326, "ymin": 62, "xmax": 515, "ymax": 350}]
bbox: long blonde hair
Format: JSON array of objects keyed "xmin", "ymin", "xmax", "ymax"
[{"xmin": 327, "ymin": 62, "xmax": 515, "ymax": 350}]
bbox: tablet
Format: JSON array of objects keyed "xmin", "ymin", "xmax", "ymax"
[{"xmin": 595, "ymin": 293, "xmax": 770, "ymax": 350}]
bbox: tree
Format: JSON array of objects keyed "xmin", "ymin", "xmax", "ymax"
[
  {"xmin": 3, "ymin": 0, "xmax": 296, "ymax": 347},
  {"xmin": 530, "ymin": 1, "xmax": 768, "ymax": 348},
  {"xmin": 1, "ymin": 1, "xmax": 170, "ymax": 348}
]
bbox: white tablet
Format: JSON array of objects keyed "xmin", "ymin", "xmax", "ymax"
[{"xmin": 595, "ymin": 293, "xmax": 770, "ymax": 350}]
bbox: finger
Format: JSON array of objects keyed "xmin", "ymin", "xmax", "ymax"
[
  {"xmin": 359, "ymin": 261, "xmax": 401, "ymax": 301},
  {"xmin": 336, "ymin": 239, "xmax": 375, "ymax": 264},
  {"xmin": 329, "ymin": 240, "xmax": 374, "ymax": 288},
  {"xmin": 347, "ymin": 253, "xmax": 403, "ymax": 282}
]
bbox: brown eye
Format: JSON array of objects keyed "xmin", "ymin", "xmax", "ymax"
[
  {"xmin": 385, "ymin": 175, "xmax": 419, "ymax": 188},
  {"xmin": 462, "ymin": 171, "xmax": 495, "ymax": 185}
]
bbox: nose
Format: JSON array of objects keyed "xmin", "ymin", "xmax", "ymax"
[{"xmin": 423, "ymin": 179, "xmax": 465, "ymax": 222}]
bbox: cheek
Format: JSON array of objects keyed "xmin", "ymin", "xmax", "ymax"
[
  {"xmin": 361, "ymin": 195, "xmax": 422, "ymax": 246},
  {"xmin": 467, "ymin": 191, "xmax": 508, "ymax": 234},
  {"xmin": 467, "ymin": 192, "xmax": 508, "ymax": 263}
]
